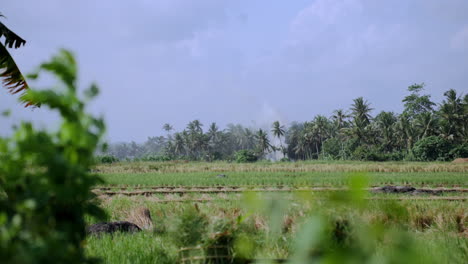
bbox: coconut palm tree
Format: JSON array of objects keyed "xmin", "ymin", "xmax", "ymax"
[
  {"xmin": 255, "ymin": 129, "xmax": 273, "ymax": 158},
  {"xmin": 173, "ymin": 133, "xmax": 186, "ymax": 157},
  {"xmin": 375, "ymin": 111, "xmax": 397, "ymax": 152},
  {"xmin": 331, "ymin": 109, "xmax": 349, "ymax": 129},
  {"xmin": 439, "ymin": 89, "xmax": 465, "ymax": 141},
  {"xmin": 414, "ymin": 112, "xmax": 436, "ymax": 139},
  {"xmin": 207, "ymin": 122, "xmax": 219, "ymax": 140},
  {"xmin": 163, "ymin": 123, "xmax": 173, "ymax": 133},
  {"xmin": 162, "ymin": 123, "xmax": 174, "ymax": 141},
  {"xmin": 396, "ymin": 113, "xmax": 416, "ymax": 153},
  {"xmin": 350, "ymin": 97, "xmax": 373, "ymax": 143},
  {"xmin": 351, "ymin": 97, "xmax": 373, "ymax": 126},
  {"xmin": 0, "ymin": 14, "xmax": 31, "ymax": 105},
  {"xmin": 271, "ymin": 121, "xmax": 286, "ymax": 156}
]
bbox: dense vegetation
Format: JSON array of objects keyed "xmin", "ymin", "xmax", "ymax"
[
  {"xmin": 103, "ymin": 84, "xmax": 468, "ymax": 162},
  {"xmin": 0, "ymin": 50, "xmax": 106, "ymax": 262}
]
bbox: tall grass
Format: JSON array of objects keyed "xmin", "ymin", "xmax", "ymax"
[{"xmin": 87, "ymin": 195, "xmax": 468, "ymax": 263}]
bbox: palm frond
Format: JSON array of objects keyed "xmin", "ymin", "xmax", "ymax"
[
  {"xmin": 0, "ymin": 20, "xmax": 33, "ymax": 106},
  {"xmin": 0, "ymin": 43, "xmax": 31, "ymax": 105},
  {"xmin": 0, "ymin": 21, "xmax": 26, "ymax": 48}
]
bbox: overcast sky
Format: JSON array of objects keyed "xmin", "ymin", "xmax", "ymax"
[{"xmin": 1, "ymin": 0, "xmax": 467, "ymax": 142}]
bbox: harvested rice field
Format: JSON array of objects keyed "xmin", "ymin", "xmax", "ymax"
[{"xmin": 86, "ymin": 161, "xmax": 468, "ymax": 263}]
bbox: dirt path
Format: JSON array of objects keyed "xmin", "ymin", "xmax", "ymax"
[
  {"xmin": 98, "ymin": 195, "xmax": 468, "ymax": 203},
  {"xmin": 93, "ymin": 186, "xmax": 468, "ymax": 196}
]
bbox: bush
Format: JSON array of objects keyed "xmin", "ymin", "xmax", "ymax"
[
  {"xmin": 383, "ymin": 151, "xmax": 405, "ymax": 161},
  {"xmin": 0, "ymin": 50, "xmax": 106, "ymax": 263},
  {"xmin": 235, "ymin": 150, "xmax": 258, "ymax": 163},
  {"xmin": 412, "ymin": 136, "xmax": 451, "ymax": 161},
  {"xmin": 322, "ymin": 138, "xmax": 342, "ymax": 159},
  {"xmin": 448, "ymin": 142, "xmax": 468, "ymax": 159},
  {"xmin": 97, "ymin": 155, "xmax": 119, "ymax": 164},
  {"xmin": 141, "ymin": 155, "xmax": 172, "ymax": 162},
  {"xmin": 352, "ymin": 145, "xmax": 386, "ymax": 161},
  {"xmin": 171, "ymin": 205, "xmax": 208, "ymax": 247}
]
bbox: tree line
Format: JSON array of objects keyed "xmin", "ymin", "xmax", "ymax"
[{"xmin": 103, "ymin": 84, "xmax": 467, "ymax": 162}]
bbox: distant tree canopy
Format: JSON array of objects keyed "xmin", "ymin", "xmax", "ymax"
[
  {"xmin": 0, "ymin": 13, "xmax": 31, "ymax": 106},
  {"xmin": 103, "ymin": 85, "xmax": 467, "ymax": 162}
]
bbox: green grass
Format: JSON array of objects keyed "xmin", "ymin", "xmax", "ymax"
[
  {"xmin": 86, "ymin": 161, "xmax": 468, "ymax": 263},
  {"xmin": 87, "ymin": 195, "xmax": 468, "ymax": 263},
  {"xmin": 99, "ymin": 171, "xmax": 468, "ymax": 187},
  {"xmin": 86, "ymin": 232, "xmax": 177, "ymax": 264}
]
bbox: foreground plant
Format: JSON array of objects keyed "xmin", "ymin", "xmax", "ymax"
[{"xmin": 0, "ymin": 49, "xmax": 106, "ymax": 263}]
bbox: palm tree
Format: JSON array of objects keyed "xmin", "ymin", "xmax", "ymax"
[
  {"xmin": 0, "ymin": 14, "xmax": 31, "ymax": 105},
  {"xmin": 162, "ymin": 123, "xmax": 173, "ymax": 133},
  {"xmin": 375, "ymin": 111, "xmax": 397, "ymax": 152},
  {"xmin": 173, "ymin": 133, "xmax": 186, "ymax": 157},
  {"xmin": 351, "ymin": 97, "xmax": 373, "ymax": 126},
  {"xmin": 396, "ymin": 113, "xmax": 416, "ymax": 152},
  {"xmin": 207, "ymin": 122, "xmax": 219, "ymax": 140},
  {"xmin": 331, "ymin": 109, "xmax": 349, "ymax": 130},
  {"xmin": 331, "ymin": 109, "xmax": 350, "ymax": 158},
  {"xmin": 271, "ymin": 121, "xmax": 286, "ymax": 156},
  {"xmin": 255, "ymin": 129, "xmax": 273, "ymax": 158},
  {"xmin": 439, "ymin": 89, "xmax": 465, "ymax": 141},
  {"xmin": 414, "ymin": 112, "xmax": 436, "ymax": 139},
  {"xmin": 162, "ymin": 123, "xmax": 174, "ymax": 140},
  {"xmin": 185, "ymin": 120, "xmax": 206, "ymax": 159},
  {"xmin": 188, "ymin": 120, "xmax": 203, "ymax": 134},
  {"xmin": 350, "ymin": 97, "xmax": 373, "ymax": 143},
  {"xmin": 311, "ymin": 115, "xmax": 330, "ymax": 157}
]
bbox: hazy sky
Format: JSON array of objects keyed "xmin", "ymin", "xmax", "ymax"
[{"xmin": 1, "ymin": 0, "xmax": 467, "ymax": 142}]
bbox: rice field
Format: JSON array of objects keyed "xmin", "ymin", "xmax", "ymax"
[{"xmin": 86, "ymin": 161, "xmax": 468, "ymax": 263}]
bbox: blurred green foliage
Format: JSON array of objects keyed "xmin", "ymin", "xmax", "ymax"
[{"xmin": 0, "ymin": 49, "xmax": 106, "ymax": 263}]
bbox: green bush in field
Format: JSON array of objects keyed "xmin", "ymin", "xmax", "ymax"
[
  {"xmin": 352, "ymin": 145, "xmax": 386, "ymax": 161},
  {"xmin": 171, "ymin": 206, "xmax": 208, "ymax": 247},
  {"xmin": 235, "ymin": 150, "xmax": 258, "ymax": 163},
  {"xmin": 0, "ymin": 50, "xmax": 106, "ymax": 263},
  {"xmin": 140, "ymin": 155, "xmax": 172, "ymax": 162},
  {"xmin": 412, "ymin": 136, "xmax": 451, "ymax": 161},
  {"xmin": 322, "ymin": 138, "xmax": 342, "ymax": 159},
  {"xmin": 97, "ymin": 155, "xmax": 119, "ymax": 164},
  {"xmin": 448, "ymin": 142, "xmax": 468, "ymax": 159}
]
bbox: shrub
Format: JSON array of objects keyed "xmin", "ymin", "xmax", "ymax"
[
  {"xmin": 383, "ymin": 151, "xmax": 405, "ymax": 161},
  {"xmin": 0, "ymin": 50, "xmax": 106, "ymax": 263},
  {"xmin": 412, "ymin": 136, "xmax": 451, "ymax": 161},
  {"xmin": 141, "ymin": 155, "xmax": 172, "ymax": 162},
  {"xmin": 322, "ymin": 138, "xmax": 342, "ymax": 159},
  {"xmin": 352, "ymin": 145, "xmax": 386, "ymax": 161},
  {"xmin": 448, "ymin": 142, "xmax": 468, "ymax": 159},
  {"xmin": 171, "ymin": 205, "xmax": 208, "ymax": 247},
  {"xmin": 97, "ymin": 155, "xmax": 119, "ymax": 164},
  {"xmin": 235, "ymin": 150, "xmax": 258, "ymax": 163}
]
